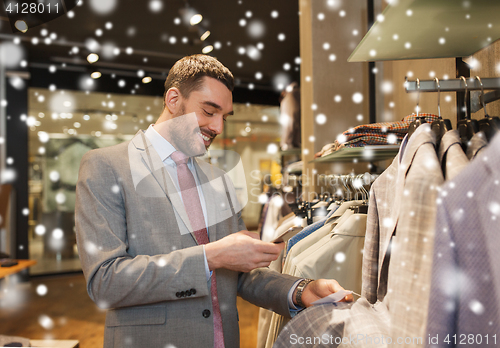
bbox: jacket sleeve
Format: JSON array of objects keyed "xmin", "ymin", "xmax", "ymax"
[{"xmin": 75, "ymin": 150, "xmax": 209, "ymax": 309}]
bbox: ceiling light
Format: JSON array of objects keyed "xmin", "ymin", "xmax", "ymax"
[
  {"xmin": 91, "ymin": 71, "xmax": 102, "ymax": 79},
  {"xmin": 200, "ymin": 30, "xmax": 211, "ymax": 41},
  {"xmin": 87, "ymin": 53, "xmax": 99, "ymax": 63},
  {"xmin": 202, "ymin": 45, "xmax": 214, "ymax": 54},
  {"xmin": 190, "ymin": 14, "xmax": 203, "ymax": 25},
  {"xmin": 15, "ymin": 20, "xmax": 28, "ymax": 33},
  {"xmin": 142, "ymin": 76, "xmax": 152, "ymax": 84}
]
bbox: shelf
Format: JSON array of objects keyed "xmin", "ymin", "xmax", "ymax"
[
  {"xmin": 280, "ymin": 148, "xmax": 302, "ymax": 155},
  {"xmin": 311, "ymin": 145, "xmax": 400, "ymax": 163},
  {"xmin": 348, "ymin": 0, "xmax": 500, "ymax": 62}
]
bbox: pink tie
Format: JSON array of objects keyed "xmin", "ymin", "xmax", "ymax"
[{"xmin": 171, "ymin": 151, "xmax": 225, "ymax": 348}]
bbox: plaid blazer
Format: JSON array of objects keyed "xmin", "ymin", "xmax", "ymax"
[
  {"xmin": 275, "ymin": 124, "xmax": 444, "ymax": 347},
  {"xmin": 343, "ymin": 113, "xmax": 439, "ymax": 139},
  {"xmin": 274, "ymin": 298, "xmax": 391, "ymax": 348},
  {"xmin": 363, "ymin": 124, "xmax": 444, "ymax": 345},
  {"xmin": 426, "ymin": 132, "xmax": 500, "ymax": 348}
]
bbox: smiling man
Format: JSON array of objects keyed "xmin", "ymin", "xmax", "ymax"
[{"xmin": 75, "ymin": 55, "xmax": 351, "ymax": 348}]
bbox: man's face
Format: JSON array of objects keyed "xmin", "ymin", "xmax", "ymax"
[{"xmin": 175, "ymin": 76, "xmax": 233, "ymax": 151}]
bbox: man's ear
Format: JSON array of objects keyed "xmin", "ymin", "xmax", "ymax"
[{"xmin": 164, "ymin": 87, "xmax": 182, "ymax": 115}]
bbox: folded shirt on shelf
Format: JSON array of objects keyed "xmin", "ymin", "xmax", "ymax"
[{"xmin": 315, "ymin": 113, "xmax": 439, "ymax": 158}]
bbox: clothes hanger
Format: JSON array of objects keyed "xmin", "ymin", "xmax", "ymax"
[
  {"xmin": 476, "ymin": 76, "xmax": 500, "ymax": 142},
  {"xmin": 430, "ymin": 77, "xmax": 453, "ymax": 149},
  {"xmin": 457, "ymin": 76, "xmax": 479, "ymax": 151},
  {"xmin": 342, "ymin": 175, "xmax": 353, "ymax": 201},
  {"xmin": 350, "ymin": 174, "xmax": 369, "ymax": 214},
  {"xmin": 407, "ymin": 78, "xmax": 426, "ymax": 138}
]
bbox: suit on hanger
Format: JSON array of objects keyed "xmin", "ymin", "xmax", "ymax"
[
  {"xmin": 426, "ymin": 132, "xmax": 500, "ymax": 348},
  {"xmin": 363, "ymin": 124, "xmax": 444, "ymax": 345},
  {"xmin": 438, "ymin": 129, "xmax": 469, "ymax": 180},
  {"xmin": 75, "ymin": 130, "xmax": 299, "ymax": 348},
  {"xmin": 275, "ymin": 124, "xmax": 444, "ymax": 348},
  {"xmin": 466, "ymin": 130, "xmax": 488, "ymax": 160}
]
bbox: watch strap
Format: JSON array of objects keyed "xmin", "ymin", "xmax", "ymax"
[{"xmin": 295, "ymin": 278, "xmax": 314, "ymax": 308}]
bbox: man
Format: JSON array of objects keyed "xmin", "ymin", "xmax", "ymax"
[{"xmin": 75, "ymin": 54, "xmax": 351, "ymax": 348}]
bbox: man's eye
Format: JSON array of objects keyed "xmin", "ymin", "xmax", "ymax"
[{"xmin": 203, "ymin": 109, "xmax": 213, "ymax": 116}]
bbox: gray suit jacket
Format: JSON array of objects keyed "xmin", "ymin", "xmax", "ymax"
[
  {"xmin": 426, "ymin": 132, "xmax": 500, "ymax": 347},
  {"xmin": 75, "ymin": 130, "xmax": 298, "ymax": 348}
]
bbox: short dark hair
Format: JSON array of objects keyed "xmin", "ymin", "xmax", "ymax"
[{"xmin": 164, "ymin": 55, "xmax": 234, "ymax": 100}]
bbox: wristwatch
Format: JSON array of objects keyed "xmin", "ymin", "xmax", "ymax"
[{"xmin": 295, "ymin": 278, "xmax": 314, "ymax": 308}]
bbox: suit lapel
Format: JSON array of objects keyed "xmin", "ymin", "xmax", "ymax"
[
  {"xmin": 132, "ymin": 131, "xmax": 197, "ymax": 244},
  {"xmin": 378, "ymin": 124, "xmax": 436, "ymax": 273}
]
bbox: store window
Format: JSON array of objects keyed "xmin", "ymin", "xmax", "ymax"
[{"xmin": 27, "ymin": 87, "xmax": 280, "ymax": 275}]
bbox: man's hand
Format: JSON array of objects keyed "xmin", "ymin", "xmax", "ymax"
[
  {"xmin": 205, "ymin": 231, "xmax": 285, "ymax": 272},
  {"xmin": 293, "ymin": 279, "xmax": 354, "ymax": 308}
]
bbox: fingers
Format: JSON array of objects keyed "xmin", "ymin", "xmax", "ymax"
[
  {"xmin": 239, "ymin": 230, "xmax": 260, "ymax": 239},
  {"xmin": 255, "ymin": 240, "xmax": 285, "ymax": 255},
  {"xmin": 327, "ymin": 279, "xmax": 344, "ymax": 293}
]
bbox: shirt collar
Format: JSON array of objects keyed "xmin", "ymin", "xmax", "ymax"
[{"xmin": 144, "ymin": 124, "xmax": 177, "ymax": 162}]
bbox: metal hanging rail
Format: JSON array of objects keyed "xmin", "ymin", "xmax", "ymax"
[{"xmin": 405, "ymin": 77, "xmax": 500, "ymax": 93}]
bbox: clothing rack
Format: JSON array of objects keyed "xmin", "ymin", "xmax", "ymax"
[
  {"xmin": 404, "ymin": 76, "xmax": 500, "ymax": 146},
  {"xmin": 405, "ymin": 77, "xmax": 500, "ymax": 93}
]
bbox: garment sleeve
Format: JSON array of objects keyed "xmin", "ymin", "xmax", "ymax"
[
  {"xmin": 75, "ymin": 151, "xmax": 209, "ymax": 309},
  {"xmin": 361, "ymin": 187, "xmax": 380, "ymax": 304},
  {"xmin": 425, "ymin": 202, "xmax": 457, "ymax": 347}
]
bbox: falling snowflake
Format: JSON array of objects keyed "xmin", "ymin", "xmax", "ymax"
[
  {"xmin": 149, "ymin": 0, "xmax": 163, "ymax": 13},
  {"xmin": 316, "ymin": 114, "xmax": 327, "ymax": 125},
  {"xmin": 469, "ymin": 300, "xmax": 485, "ymax": 315},
  {"xmin": 36, "ymin": 284, "xmax": 48, "ymax": 296},
  {"xmin": 383, "ymin": 217, "xmax": 393, "ymax": 228},
  {"xmin": 247, "ymin": 20, "xmax": 266, "ymax": 39},
  {"xmin": 489, "ymin": 202, "xmax": 500, "ymax": 216},
  {"xmin": 35, "ymin": 225, "xmax": 46, "ymax": 236},
  {"xmin": 352, "ymin": 92, "xmax": 363, "ymax": 104},
  {"xmin": 89, "ymin": 0, "xmax": 117, "ymax": 15},
  {"xmin": 247, "ymin": 45, "xmax": 261, "ymax": 60},
  {"xmin": 38, "ymin": 315, "xmax": 54, "ymax": 330}
]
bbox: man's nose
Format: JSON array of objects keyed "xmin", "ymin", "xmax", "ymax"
[{"xmin": 207, "ymin": 115, "xmax": 224, "ymax": 135}]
